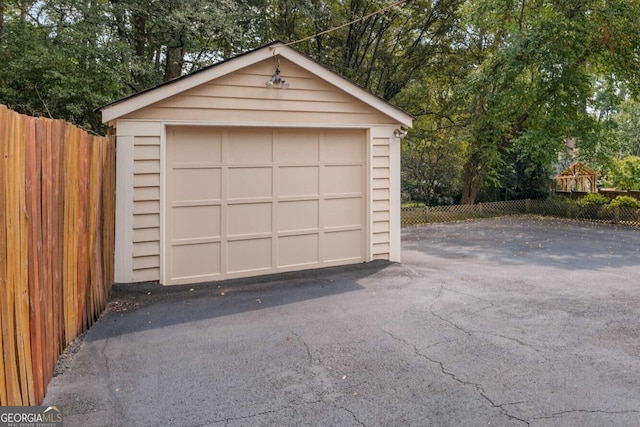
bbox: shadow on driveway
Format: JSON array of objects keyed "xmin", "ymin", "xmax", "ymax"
[{"xmin": 91, "ymin": 260, "xmax": 391, "ymax": 341}]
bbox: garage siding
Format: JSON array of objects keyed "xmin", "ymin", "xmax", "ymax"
[
  {"xmin": 372, "ymin": 138, "xmax": 391, "ymax": 259},
  {"xmin": 132, "ymin": 136, "xmax": 161, "ymax": 281},
  {"xmin": 122, "ymin": 57, "xmax": 397, "ymax": 126}
]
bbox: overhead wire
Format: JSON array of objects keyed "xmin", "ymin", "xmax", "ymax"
[{"xmin": 284, "ymin": 0, "xmax": 408, "ymax": 47}]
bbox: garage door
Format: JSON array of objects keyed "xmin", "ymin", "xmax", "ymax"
[{"xmin": 165, "ymin": 127, "xmax": 366, "ymax": 285}]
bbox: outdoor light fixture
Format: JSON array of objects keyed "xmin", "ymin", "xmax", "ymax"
[
  {"xmin": 393, "ymin": 128, "xmax": 408, "ymax": 138},
  {"xmin": 266, "ymin": 67, "xmax": 289, "ymax": 88}
]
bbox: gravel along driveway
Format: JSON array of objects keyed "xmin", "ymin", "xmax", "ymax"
[{"xmin": 45, "ymin": 215, "xmax": 640, "ymax": 426}]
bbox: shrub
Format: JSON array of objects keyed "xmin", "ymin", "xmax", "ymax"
[
  {"xmin": 609, "ymin": 195, "xmax": 640, "ymax": 208},
  {"xmin": 576, "ymin": 193, "xmax": 610, "ymax": 207}
]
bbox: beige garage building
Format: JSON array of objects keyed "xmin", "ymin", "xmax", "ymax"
[{"xmin": 102, "ymin": 42, "xmax": 412, "ymax": 285}]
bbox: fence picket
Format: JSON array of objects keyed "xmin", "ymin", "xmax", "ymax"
[
  {"xmin": 0, "ymin": 105, "xmax": 13, "ymax": 405},
  {"xmin": 0, "ymin": 105, "xmax": 115, "ymax": 405},
  {"xmin": 26, "ymin": 114, "xmax": 45, "ymax": 403}
]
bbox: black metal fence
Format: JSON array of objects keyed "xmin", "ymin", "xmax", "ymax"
[{"xmin": 401, "ymin": 199, "xmax": 640, "ymax": 228}]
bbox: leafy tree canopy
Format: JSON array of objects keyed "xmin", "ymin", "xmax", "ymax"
[
  {"xmin": 603, "ymin": 156, "xmax": 640, "ymax": 190},
  {"xmin": 1, "ymin": 0, "xmax": 639, "ymax": 202}
]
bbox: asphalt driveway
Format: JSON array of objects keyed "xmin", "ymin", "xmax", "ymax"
[{"xmin": 44, "ymin": 215, "xmax": 640, "ymax": 426}]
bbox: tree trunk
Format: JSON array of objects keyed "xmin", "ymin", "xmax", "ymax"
[
  {"xmin": 133, "ymin": 13, "xmax": 147, "ymax": 57},
  {"xmin": 460, "ymin": 150, "xmax": 484, "ymax": 204},
  {"xmin": 164, "ymin": 46, "xmax": 185, "ymax": 81}
]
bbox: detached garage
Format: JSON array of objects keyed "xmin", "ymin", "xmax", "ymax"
[{"xmin": 102, "ymin": 41, "xmax": 412, "ymax": 285}]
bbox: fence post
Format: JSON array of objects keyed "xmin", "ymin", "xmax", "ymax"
[
  {"xmin": 525, "ymin": 199, "xmax": 531, "ymax": 214},
  {"xmin": 612, "ymin": 206, "xmax": 620, "ymax": 224}
]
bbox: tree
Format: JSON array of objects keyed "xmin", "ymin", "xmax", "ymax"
[
  {"xmin": 249, "ymin": 0, "xmax": 463, "ymax": 101},
  {"xmin": 0, "ymin": 1, "xmax": 125, "ymax": 130},
  {"xmin": 603, "ymin": 156, "xmax": 640, "ymax": 190},
  {"xmin": 0, "ymin": 0, "xmax": 244, "ymax": 130},
  {"xmin": 453, "ymin": 0, "xmax": 640, "ymax": 204},
  {"xmin": 613, "ymin": 99, "xmax": 640, "ymax": 157},
  {"xmin": 394, "ymin": 53, "xmax": 467, "ymax": 204},
  {"xmin": 401, "ymin": 119, "xmax": 464, "ymax": 204},
  {"xmin": 107, "ymin": 0, "xmax": 243, "ymax": 87}
]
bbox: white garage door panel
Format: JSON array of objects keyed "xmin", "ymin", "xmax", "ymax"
[
  {"xmin": 166, "ymin": 127, "xmax": 366, "ymax": 284},
  {"xmin": 277, "ymin": 132, "xmax": 319, "ymax": 163},
  {"xmin": 278, "ymin": 167, "xmax": 319, "ymax": 197},
  {"xmin": 172, "ymin": 242, "xmax": 221, "ymax": 279},
  {"xmin": 170, "ymin": 128, "xmax": 222, "ymax": 163},
  {"xmin": 228, "ymin": 168, "xmax": 272, "ymax": 199},
  {"xmin": 324, "ymin": 230, "xmax": 363, "ymax": 261},
  {"xmin": 324, "ymin": 130, "xmax": 364, "ymax": 162},
  {"xmin": 324, "ymin": 198, "xmax": 362, "ymax": 228},
  {"xmin": 278, "ymin": 234, "xmax": 319, "ymax": 267},
  {"xmin": 172, "ymin": 205, "xmax": 221, "ymax": 240},
  {"xmin": 172, "ymin": 168, "xmax": 221, "ymax": 202},
  {"xmin": 227, "ymin": 203, "xmax": 272, "ymax": 236},
  {"xmin": 227, "ymin": 130, "xmax": 273, "ymax": 163},
  {"xmin": 228, "ymin": 238, "xmax": 272, "ymax": 273},
  {"xmin": 278, "ymin": 200, "xmax": 319, "ymax": 232},
  {"xmin": 324, "ymin": 165, "xmax": 363, "ymax": 195}
]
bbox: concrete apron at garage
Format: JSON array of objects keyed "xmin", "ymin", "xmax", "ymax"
[{"xmin": 44, "ymin": 216, "xmax": 640, "ymax": 427}]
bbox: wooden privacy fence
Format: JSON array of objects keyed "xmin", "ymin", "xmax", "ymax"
[
  {"xmin": 402, "ymin": 199, "xmax": 640, "ymax": 228},
  {"xmin": 0, "ymin": 105, "xmax": 115, "ymax": 406}
]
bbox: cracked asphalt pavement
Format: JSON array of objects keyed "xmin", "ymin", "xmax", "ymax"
[{"xmin": 44, "ymin": 215, "xmax": 640, "ymax": 426}]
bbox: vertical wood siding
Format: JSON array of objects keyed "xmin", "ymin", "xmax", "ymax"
[{"xmin": 0, "ymin": 105, "xmax": 115, "ymax": 406}]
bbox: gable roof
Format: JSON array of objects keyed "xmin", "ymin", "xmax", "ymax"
[
  {"xmin": 554, "ymin": 161, "xmax": 598, "ymax": 179},
  {"xmin": 101, "ymin": 41, "xmax": 413, "ymax": 127}
]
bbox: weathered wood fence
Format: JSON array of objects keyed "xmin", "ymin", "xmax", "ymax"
[{"xmin": 0, "ymin": 105, "xmax": 115, "ymax": 405}]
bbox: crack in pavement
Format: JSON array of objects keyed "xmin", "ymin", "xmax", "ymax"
[
  {"xmin": 284, "ymin": 330, "xmax": 368, "ymax": 426},
  {"xmin": 474, "ymin": 331, "xmax": 550, "ymax": 361},
  {"xmin": 335, "ymin": 404, "xmax": 367, "ymax": 426},
  {"xmin": 428, "ymin": 292, "xmax": 548, "ymax": 360},
  {"xmin": 380, "ymin": 329, "xmax": 530, "ymax": 426},
  {"xmin": 288, "ymin": 329, "xmax": 313, "ymax": 363},
  {"xmin": 442, "ymin": 286, "xmax": 496, "ymax": 304},
  {"xmin": 204, "ymin": 408, "xmax": 286, "ymax": 426},
  {"xmin": 202, "ymin": 399, "xmax": 368, "ymax": 427},
  {"xmin": 531, "ymin": 408, "xmax": 640, "ymax": 421},
  {"xmin": 428, "ymin": 305, "xmax": 474, "ymax": 336}
]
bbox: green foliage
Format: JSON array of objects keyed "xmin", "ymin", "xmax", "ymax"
[
  {"xmin": 0, "ymin": 0, "xmax": 462, "ymax": 132},
  {"xmin": 397, "ymin": 71, "xmax": 466, "ymax": 205},
  {"xmin": 0, "ymin": 0, "xmax": 639, "ymax": 191},
  {"xmin": 576, "ymin": 193, "xmax": 610, "ymax": 207},
  {"xmin": 609, "ymin": 195, "xmax": 639, "ymax": 208},
  {"xmin": 0, "ymin": 6, "xmax": 126, "ymax": 130},
  {"xmin": 603, "ymin": 156, "xmax": 640, "ymax": 190},
  {"xmin": 444, "ymin": 0, "xmax": 640, "ymax": 203},
  {"xmin": 400, "ymin": 123, "xmax": 464, "ymax": 205},
  {"xmin": 613, "ymin": 99, "xmax": 640, "ymax": 157}
]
